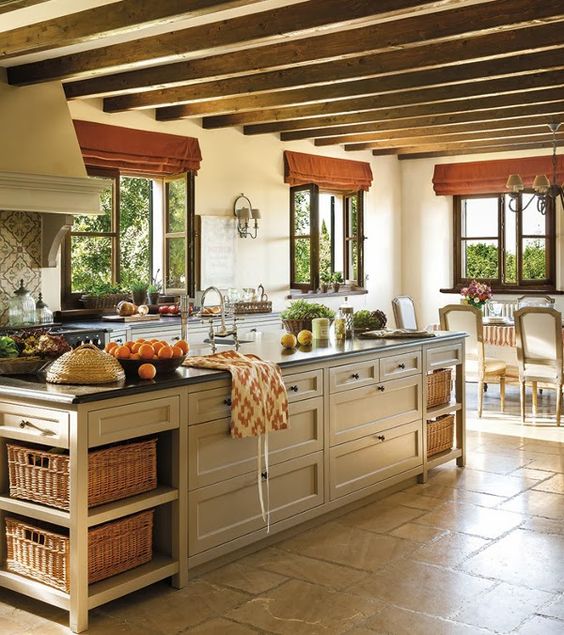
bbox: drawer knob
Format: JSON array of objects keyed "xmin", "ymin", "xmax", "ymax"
[
  {"xmin": 398, "ymin": 363, "xmax": 406, "ymax": 369},
  {"xmin": 289, "ymin": 385, "xmax": 299, "ymax": 392},
  {"xmin": 224, "ymin": 398, "xmax": 232, "ymax": 406},
  {"xmin": 261, "ymin": 471, "xmax": 268, "ymax": 480},
  {"xmin": 377, "ymin": 385, "xmax": 385, "ymax": 392},
  {"xmin": 376, "ymin": 434, "xmax": 386, "ymax": 442},
  {"xmin": 19, "ymin": 419, "xmax": 55, "ymax": 436},
  {"xmin": 351, "ymin": 373, "xmax": 360, "ymax": 380}
]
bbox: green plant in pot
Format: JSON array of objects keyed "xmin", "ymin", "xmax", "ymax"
[
  {"xmin": 130, "ymin": 280, "xmax": 149, "ymax": 306},
  {"xmin": 332, "ymin": 271, "xmax": 343, "ymax": 293},
  {"xmin": 281, "ymin": 300, "xmax": 335, "ymax": 335},
  {"xmin": 320, "ymin": 271, "xmax": 332, "ymax": 293},
  {"xmin": 147, "ymin": 271, "xmax": 162, "ymax": 305}
]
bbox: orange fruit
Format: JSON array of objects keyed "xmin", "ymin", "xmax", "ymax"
[
  {"xmin": 136, "ymin": 338, "xmax": 146, "ymax": 343},
  {"xmin": 125, "ymin": 340, "xmax": 136, "ymax": 352},
  {"xmin": 104, "ymin": 341, "xmax": 118, "ymax": 353},
  {"xmin": 171, "ymin": 345, "xmax": 183, "ymax": 358},
  {"xmin": 138, "ymin": 363, "xmax": 156, "ymax": 380},
  {"xmin": 130, "ymin": 353, "xmax": 140, "ymax": 360},
  {"xmin": 153, "ymin": 341, "xmax": 166, "ymax": 353},
  {"xmin": 114, "ymin": 345, "xmax": 131, "ymax": 359},
  {"xmin": 131, "ymin": 341, "xmax": 145, "ymax": 353},
  {"xmin": 138, "ymin": 343, "xmax": 155, "ymax": 360},
  {"xmin": 149, "ymin": 338, "xmax": 160, "ymax": 344},
  {"xmin": 157, "ymin": 346, "xmax": 173, "ymax": 359},
  {"xmin": 175, "ymin": 340, "xmax": 189, "ymax": 354}
]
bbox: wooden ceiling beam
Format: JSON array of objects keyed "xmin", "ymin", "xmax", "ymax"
[
  {"xmin": 0, "ymin": 1, "xmax": 265, "ymax": 60},
  {"xmin": 96, "ymin": 0, "xmax": 564, "ymax": 108},
  {"xmin": 314, "ymin": 113, "xmax": 564, "ymax": 147},
  {"xmin": 280, "ymin": 101, "xmax": 564, "ymax": 145},
  {"xmin": 7, "ymin": 0, "xmax": 435, "ymax": 85},
  {"xmin": 396, "ymin": 140, "xmax": 564, "ymax": 159},
  {"xmin": 157, "ymin": 66, "xmax": 564, "ymax": 121}
]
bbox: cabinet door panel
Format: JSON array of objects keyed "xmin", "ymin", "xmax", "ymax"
[
  {"xmin": 188, "ymin": 386, "xmax": 232, "ymax": 424},
  {"xmin": 379, "ymin": 350, "xmax": 421, "ymax": 381},
  {"xmin": 189, "ymin": 452, "xmax": 324, "ymax": 555},
  {"xmin": 0, "ymin": 402, "xmax": 69, "ymax": 448},
  {"xmin": 426, "ymin": 343, "xmax": 462, "ymax": 371},
  {"xmin": 283, "ymin": 369, "xmax": 323, "ymax": 402},
  {"xmin": 189, "ymin": 397, "xmax": 324, "ymax": 488},
  {"xmin": 330, "ymin": 420, "xmax": 423, "ymax": 499},
  {"xmin": 329, "ymin": 375, "xmax": 422, "ymax": 445}
]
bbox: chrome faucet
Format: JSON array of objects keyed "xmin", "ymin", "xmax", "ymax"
[
  {"xmin": 200, "ymin": 286, "xmax": 226, "ymax": 333},
  {"xmin": 199, "ymin": 286, "xmax": 240, "ymax": 352}
]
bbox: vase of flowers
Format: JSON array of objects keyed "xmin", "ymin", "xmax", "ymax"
[{"xmin": 460, "ymin": 280, "xmax": 492, "ymax": 309}]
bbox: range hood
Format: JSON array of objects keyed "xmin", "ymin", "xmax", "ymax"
[{"xmin": 0, "ymin": 73, "xmax": 105, "ymax": 266}]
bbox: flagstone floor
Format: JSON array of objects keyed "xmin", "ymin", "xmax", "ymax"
[{"xmin": 3, "ymin": 383, "xmax": 564, "ymax": 634}]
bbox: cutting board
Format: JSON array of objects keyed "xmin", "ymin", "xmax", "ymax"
[{"xmin": 102, "ymin": 314, "xmax": 161, "ymax": 323}]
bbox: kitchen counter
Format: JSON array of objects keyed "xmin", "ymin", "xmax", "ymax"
[{"xmin": 0, "ymin": 331, "xmax": 463, "ymax": 404}]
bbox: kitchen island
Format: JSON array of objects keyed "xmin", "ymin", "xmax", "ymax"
[{"xmin": 0, "ymin": 331, "xmax": 465, "ymax": 632}]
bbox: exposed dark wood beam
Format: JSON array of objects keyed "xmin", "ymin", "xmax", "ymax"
[
  {"xmin": 0, "ymin": 0, "xmax": 47, "ymax": 14},
  {"xmin": 237, "ymin": 88, "xmax": 564, "ymax": 136},
  {"xmin": 0, "ymin": 1, "xmax": 265, "ymax": 59},
  {"xmin": 8, "ymin": 0, "xmax": 437, "ymax": 85},
  {"xmin": 393, "ymin": 139, "xmax": 564, "ymax": 159},
  {"xmin": 311, "ymin": 113, "xmax": 564, "ymax": 148},
  {"xmin": 91, "ymin": 0, "xmax": 564, "ymax": 108},
  {"xmin": 373, "ymin": 134, "xmax": 564, "ymax": 155},
  {"xmin": 156, "ymin": 67, "xmax": 564, "ymax": 122},
  {"xmin": 281, "ymin": 103, "xmax": 564, "ymax": 141}
]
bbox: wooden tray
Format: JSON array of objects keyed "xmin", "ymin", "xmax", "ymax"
[
  {"xmin": 102, "ymin": 314, "xmax": 161, "ymax": 323},
  {"xmin": 359, "ymin": 329, "xmax": 436, "ymax": 339}
]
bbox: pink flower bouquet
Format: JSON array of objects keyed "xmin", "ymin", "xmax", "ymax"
[{"xmin": 460, "ymin": 280, "xmax": 492, "ymax": 309}]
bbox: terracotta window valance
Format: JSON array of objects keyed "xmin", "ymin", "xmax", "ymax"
[
  {"xmin": 284, "ymin": 150, "xmax": 373, "ymax": 191},
  {"xmin": 433, "ymin": 155, "xmax": 564, "ymax": 196},
  {"xmin": 73, "ymin": 120, "xmax": 202, "ymax": 176}
]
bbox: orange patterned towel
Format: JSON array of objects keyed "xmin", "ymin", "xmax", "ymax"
[{"xmin": 183, "ymin": 350, "xmax": 289, "ymax": 438}]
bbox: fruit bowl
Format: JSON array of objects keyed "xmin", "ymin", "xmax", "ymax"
[{"xmin": 118, "ymin": 355, "xmax": 186, "ymax": 376}]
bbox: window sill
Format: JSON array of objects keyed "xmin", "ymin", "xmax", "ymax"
[
  {"xmin": 287, "ymin": 288, "xmax": 368, "ymax": 299},
  {"xmin": 440, "ymin": 288, "xmax": 564, "ymax": 295}
]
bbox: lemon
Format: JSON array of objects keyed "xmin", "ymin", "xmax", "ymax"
[
  {"xmin": 280, "ymin": 333, "xmax": 297, "ymax": 349},
  {"xmin": 297, "ymin": 329, "xmax": 313, "ymax": 346}
]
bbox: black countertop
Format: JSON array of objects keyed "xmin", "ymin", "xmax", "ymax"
[{"xmin": 0, "ymin": 331, "xmax": 464, "ymax": 405}]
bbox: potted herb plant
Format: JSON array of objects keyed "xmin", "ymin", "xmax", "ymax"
[
  {"xmin": 332, "ymin": 271, "xmax": 344, "ymax": 293},
  {"xmin": 320, "ymin": 271, "xmax": 332, "ymax": 293},
  {"xmin": 281, "ymin": 300, "xmax": 335, "ymax": 335},
  {"xmin": 130, "ymin": 280, "xmax": 149, "ymax": 306},
  {"xmin": 79, "ymin": 284, "xmax": 130, "ymax": 310},
  {"xmin": 147, "ymin": 271, "xmax": 162, "ymax": 305}
]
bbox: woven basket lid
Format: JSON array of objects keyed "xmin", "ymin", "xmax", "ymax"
[{"xmin": 46, "ymin": 344, "xmax": 125, "ymax": 385}]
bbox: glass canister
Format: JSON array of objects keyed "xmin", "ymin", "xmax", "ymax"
[
  {"xmin": 339, "ymin": 296, "xmax": 354, "ymax": 339},
  {"xmin": 35, "ymin": 293, "xmax": 54, "ymax": 325},
  {"xmin": 8, "ymin": 279, "xmax": 36, "ymax": 326},
  {"xmin": 334, "ymin": 311, "xmax": 346, "ymax": 341}
]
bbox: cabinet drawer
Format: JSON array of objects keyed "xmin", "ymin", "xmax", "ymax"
[
  {"xmin": 88, "ymin": 395, "xmax": 180, "ymax": 447},
  {"xmin": 329, "ymin": 359, "xmax": 379, "ymax": 393},
  {"xmin": 0, "ymin": 402, "xmax": 69, "ymax": 448},
  {"xmin": 283, "ymin": 369, "xmax": 322, "ymax": 402},
  {"xmin": 330, "ymin": 375, "xmax": 422, "ymax": 445},
  {"xmin": 189, "ymin": 397, "xmax": 324, "ymax": 488},
  {"xmin": 426, "ymin": 343, "xmax": 463, "ymax": 371},
  {"xmin": 330, "ymin": 420, "xmax": 423, "ymax": 500},
  {"xmin": 189, "ymin": 386, "xmax": 231, "ymax": 424},
  {"xmin": 189, "ymin": 452, "xmax": 324, "ymax": 555},
  {"xmin": 380, "ymin": 350, "xmax": 421, "ymax": 381}
]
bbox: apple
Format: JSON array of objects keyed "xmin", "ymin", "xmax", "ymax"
[
  {"xmin": 168, "ymin": 305, "xmax": 179, "ymax": 315},
  {"xmin": 158, "ymin": 305, "xmax": 169, "ymax": 315}
]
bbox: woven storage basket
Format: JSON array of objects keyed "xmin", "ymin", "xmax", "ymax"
[
  {"xmin": 7, "ymin": 438, "xmax": 157, "ymax": 511},
  {"xmin": 427, "ymin": 368, "xmax": 452, "ymax": 408},
  {"xmin": 427, "ymin": 414, "xmax": 455, "ymax": 457},
  {"xmin": 46, "ymin": 343, "xmax": 125, "ymax": 385},
  {"xmin": 80, "ymin": 293, "xmax": 131, "ymax": 309},
  {"xmin": 282, "ymin": 318, "xmax": 313, "ymax": 335},
  {"xmin": 5, "ymin": 510, "xmax": 153, "ymax": 592},
  {"xmin": 234, "ymin": 300, "xmax": 272, "ymax": 314}
]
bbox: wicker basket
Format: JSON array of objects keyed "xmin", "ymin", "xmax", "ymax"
[
  {"xmin": 5, "ymin": 510, "xmax": 153, "ymax": 592},
  {"xmin": 233, "ymin": 300, "xmax": 273, "ymax": 314},
  {"xmin": 282, "ymin": 318, "xmax": 313, "ymax": 335},
  {"xmin": 46, "ymin": 344, "xmax": 125, "ymax": 385},
  {"xmin": 427, "ymin": 368, "xmax": 452, "ymax": 408},
  {"xmin": 0, "ymin": 356, "xmax": 52, "ymax": 375},
  {"xmin": 80, "ymin": 293, "xmax": 131, "ymax": 309},
  {"xmin": 7, "ymin": 438, "xmax": 157, "ymax": 511},
  {"xmin": 427, "ymin": 414, "xmax": 455, "ymax": 457}
]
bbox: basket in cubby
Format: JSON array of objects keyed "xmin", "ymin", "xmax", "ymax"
[
  {"xmin": 5, "ymin": 510, "xmax": 154, "ymax": 592},
  {"xmin": 427, "ymin": 368, "xmax": 452, "ymax": 409},
  {"xmin": 7, "ymin": 437, "xmax": 157, "ymax": 511},
  {"xmin": 427, "ymin": 414, "xmax": 455, "ymax": 458}
]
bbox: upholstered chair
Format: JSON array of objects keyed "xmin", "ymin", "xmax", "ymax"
[{"xmin": 392, "ymin": 296, "xmax": 419, "ymax": 330}]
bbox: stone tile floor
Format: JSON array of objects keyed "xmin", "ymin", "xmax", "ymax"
[{"xmin": 3, "ymin": 384, "xmax": 564, "ymax": 633}]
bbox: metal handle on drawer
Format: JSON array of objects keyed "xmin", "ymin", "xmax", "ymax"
[
  {"xmin": 224, "ymin": 398, "xmax": 232, "ymax": 406},
  {"xmin": 172, "ymin": 336, "xmax": 180, "ymax": 341},
  {"xmin": 398, "ymin": 363, "xmax": 406, "ymax": 369},
  {"xmin": 261, "ymin": 471, "xmax": 268, "ymax": 480},
  {"xmin": 377, "ymin": 385, "xmax": 385, "ymax": 392},
  {"xmin": 289, "ymin": 385, "xmax": 299, "ymax": 392},
  {"xmin": 351, "ymin": 373, "xmax": 360, "ymax": 380},
  {"xmin": 375, "ymin": 434, "xmax": 386, "ymax": 442},
  {"xmin": 19, "ymin": 419, "xmax": 55, "ymax": 436}
]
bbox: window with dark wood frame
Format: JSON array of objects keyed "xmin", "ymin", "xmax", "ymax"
[
  {"xmin": 453, "ymin": 192, "xmax": 555, "ymax": 292},
  {"xmin": 344, "ymin": 191, "xmax": 365, "ymax": 286}
]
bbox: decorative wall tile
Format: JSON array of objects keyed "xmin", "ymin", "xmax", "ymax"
[{"xmin": 0, "ymin": 210, "xmax": 42, "ymax": 325}]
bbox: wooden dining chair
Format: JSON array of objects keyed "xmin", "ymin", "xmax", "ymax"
[
  {"xmin": 517, "ymin": 295, "xmax": 555, "ymax": 309},
  {"xmin": 392, "ymin": 296, "xmax": 419, "ymax": 330},
  {"xmin": 439, "ymin": 304, "xmax": 506, "ymax": 417},
  {"xmin": 514, "ymin": 307, "xmax": 563, "ymax": 425}
]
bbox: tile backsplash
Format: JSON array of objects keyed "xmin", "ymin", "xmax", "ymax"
[{"xmin": 0, "ymin": 210, "xmax": 42, "ymax": 325}]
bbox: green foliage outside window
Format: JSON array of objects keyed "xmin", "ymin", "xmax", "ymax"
[{"xmin": 464, "ymin": 240, "xmax": 546, "ymax": 283}]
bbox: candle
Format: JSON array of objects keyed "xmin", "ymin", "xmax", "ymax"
[{"xmin": 312, "ymin": 318, "xmax": 330, "ymax": 340}]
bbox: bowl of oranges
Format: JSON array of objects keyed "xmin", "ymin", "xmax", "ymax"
[{"xmin": 105, "ymin": 338, "xmax": 188, "ymax": 380}]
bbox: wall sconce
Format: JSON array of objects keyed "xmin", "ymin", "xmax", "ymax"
[{"xmin": 233, "ymin": 193, "xmax": 260, "ymax": 239}]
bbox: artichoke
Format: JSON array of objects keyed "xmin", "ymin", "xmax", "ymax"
[
  {"xmin": 0, "ymin": 336, "xmax": 19, "ymax": 359},
  {"xmin": 353, "ymin": 309, "xmax": 388, "ymax": 331}
]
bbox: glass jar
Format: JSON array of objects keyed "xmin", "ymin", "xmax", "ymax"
[
  {"xmin": 8, "ymin": 279, "xmax": 36, "ymax": 326},
  {"xmin": 339, "ymin": 297, "xmax": 354, "ymax": 339},
  {"xmin": 35, "ymin": 293, "xmax": 53, "ymax": 325}
]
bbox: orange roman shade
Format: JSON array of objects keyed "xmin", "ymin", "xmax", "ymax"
[
  {"xmin": 433, "ymin": 155, "xmax": 564, "ymax": 196},
  {"xmin": 284, "ymin": 150, "xmax": 373, "ymax": 191},
  {"xmin": 73, "ymin": 120, "xmax": 202, "ymax": 176}
]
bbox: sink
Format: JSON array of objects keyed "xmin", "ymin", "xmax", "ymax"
[{"xmin": 203, "ymin": 338, "xmax": 254, "ymax": 346}]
